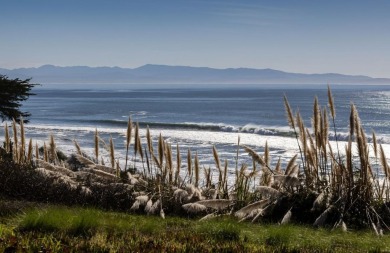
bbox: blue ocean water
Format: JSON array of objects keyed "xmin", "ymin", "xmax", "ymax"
[{"xmin": 2, "ymin": 85, "xmax": 390, "ymax": 178}]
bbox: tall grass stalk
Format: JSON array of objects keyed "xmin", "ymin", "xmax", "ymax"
[
  {"xmin": 327, "ymin": 85, "xmax": 341, "ymax": 164},
  {"xmin": 12, "ymin": 119, "xmax": 19, "ymax": 162},
  {"xmin": 4, "ymin": 122, "xmax": 10, "ymax": 153},
  {"xmin": 20, "ymin": 117, "xmax": 25, "ymax": 163},
  {"xmin": 235, "ymin": 136, "xmax": 240, "ymax": 179},
  {"xmin": 109, "ymin": 136, "xmax": 115, "ymax": 170},
  {"xmin": 187, "ymin": 149, "xmax": 192, "ymax": 184},
  {"xmin": 43, "ymin": 142, "xmax": 48, "ymax": 162},
  {"xmin": 283, "ymin": 96, "xmax": 305, "ymax": 171},
  {"xmin": 125, "ymin": 117, "xmax": 132, "ymax": 171},
  {"xmin": 49, "ymin": 135, "xmax": 58, "ymax": 164},
  {"xmin": 27, "ymin": 138, "xmax": 33, "ymax": 163},
  {"xmin": 35, "ymin": 142, "xmax": 39, "ymax": 161},
  {"xmin": 94, "ymin": 129, "xmax": 99, "ymax": 164},
  {"xmin": 194, "ymin": 152, "xmax": 200, "ymax": 187},
  {"xmin": 175, "ymin": 144, "xmax": 181, "ymax": 185}
]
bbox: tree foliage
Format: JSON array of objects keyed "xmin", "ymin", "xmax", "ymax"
[{"xmin": 0, "ymin": 75, "xmax": 39, "ymax": 123}]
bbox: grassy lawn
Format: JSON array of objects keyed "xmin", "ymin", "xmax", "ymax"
[{"xmin": 0, "ymin": 203, "xmax": 388, "ymax": 252}]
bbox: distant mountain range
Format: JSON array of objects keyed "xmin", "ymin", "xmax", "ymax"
[{"xmin": 1, "ymin": 64, "xmax": 389, "ymax": 85}]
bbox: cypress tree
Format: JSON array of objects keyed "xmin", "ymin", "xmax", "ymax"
[{"xmin": 0, "ymin": 75, "xmax": 39, "ymax": 123}]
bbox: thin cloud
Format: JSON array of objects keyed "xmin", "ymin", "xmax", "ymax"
[{"xmin": 204, "ymin": 2, "xmax": 300, "ymax": 27}]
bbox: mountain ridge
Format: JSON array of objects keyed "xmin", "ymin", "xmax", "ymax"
[{"xmin": 0, "ymin": 64, "xmax": 389, "ymax": 85}]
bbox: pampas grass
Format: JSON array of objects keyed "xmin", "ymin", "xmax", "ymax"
[
  {"xmin": 3, "ymin": 87, "xmax": 390, "ymax": 229},
  {"xmin": 125, "ymin": 117, "xmax": 133, "ymax": 171},
  {"xmin": 35, "ymin": 142, "xmax": 39, "ymax": 160},
  {"xmin": 313, "ymin": 206, "xmax": 333, "ymax": 227},
  {"xmin": 187, "ymin": 149, "xmax": 192, "ymax": 183},
  {"xmin": 243, "ymin": 145, "xmax": 266, "ymax": 167},
  {"xmin": 136, "ymin": 195, "xmax": 149, "ymax": 205},
  {"xmin": 175, "ymin": 144, "xmax": 181, "ymax": 185},
  {"xmin": 173, "ymin": 188, "xmax": 189, "ymax": 203},
  {"xmin": 4, "ymin": 122, "xmax": 10, "ymax": 153},
  {"xmin": 37, "ymin": 159, "xmax": 75, "ymax": 177},
  {"xmin": 74, "ymin": 154, "xmax": 95, "ymax": 166},
  {"xmin": 144, "ymin": 199, "xmax": 153, "ymax": 214},
  {"xmin": 193, "ymin": 152, "xmax": 199, "ymax": 187},
  {"xmin": 255, "ymin": 186, "xmax": 280, "ymax": 199},
  {"xmin": 91, "ymin": 164, "xmax": 116, "ymax": 174},
  {"xmin": 327, "ymin": 85, "xmax": 336, "ymax": 120},
  {"xmin": 109, "ymin": 136, "xmax": 115, "ymax": 169},
  {"xmin": 49, "ymin": 135, "xmax": 58, "ymax": 164},
  {"xmin": 199, "ymin": 213, "xmax": 220, "ymax": 221},
  {"xmin": 94, "ymin": 129, "xmax": 99, "ymax": 163},
  {"xmin": 235, "ymin": 199, "xmax": 270, "ymax": 219},
  {"xmin": 373, "ymin": 131, "xmax": 378, "ymax": 159},
  {"xmin": 380, "ymin": 144, "xmax": 389, "ymax": 179},
  {"xmin": 150, "ymin": 199, "xmax": 161, "ymax": 215},
  {"xmin": 284, "ymin": 95, "xmax": 295, "ymax": 129},
  {"xmin": 285, "ymin": 155, "xmax": 297, "ymax": 176},
  {"xmin": 12, "ymin": 119, "xmax": 18, "ymax": 161},
  {"xmin": 84, "ymin": 167, "xmax": 118, "ymax": 181},
  {"xmin": 182, "ymin": 203, "xmax": 207, "ymax": 214},
  {"xmin": 158, "ymin": 133, "xmax": 164, "ymax": 172},
  {"xmin": 196, "ymin": 199, "xmax": 232, "ymax": 210},
  {"xmin": 20, "ymin": 118, "xmax": 25, "ymax": 162},
  {"xmin": 27, "ymin": 138, "xmax": 33, "ymax": 163},
  {"xmin": 73, "ymin": 140, "xmax": 82, "ymax": 155},
  {"xmin": 213, "ymin": 145, "xmax": 221, "ymax": 173},
  {"xmin": 280, "ymin": 209, "xmax": 292, "ymax": 225},
  {"xmin": 43, "ymin": 142, "xmax": 48, "ymax": 162}
]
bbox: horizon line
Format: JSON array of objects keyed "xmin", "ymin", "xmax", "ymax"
[{"xmin": 2, "ymin": 63, "xmax": 386, "ymax": 79}]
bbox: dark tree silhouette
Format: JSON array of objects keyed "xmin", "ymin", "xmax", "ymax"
[{"xmin": 0, "ymin": 75, "xmax": 39, "ymax": 123}]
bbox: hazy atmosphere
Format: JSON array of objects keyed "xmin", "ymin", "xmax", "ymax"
[
  {"xmin": 1, "ymin": 0, "xmax": 390, "ymax": 78},
  {"xmin": 2, "ymin": 1, "xmax": 390, "ymax": 251}
]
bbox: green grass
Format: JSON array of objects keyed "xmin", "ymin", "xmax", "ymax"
[{"xmin": 0, "ymin": 204, "xmax": 389, "ymax": 252}]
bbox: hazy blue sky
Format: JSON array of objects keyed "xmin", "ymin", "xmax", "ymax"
[{"xmin": 1, "ymin": 0, "xmax": 390, "ymax": 77}]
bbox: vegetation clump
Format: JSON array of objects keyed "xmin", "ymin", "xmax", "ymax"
[{"xmin": 1, "ymin": 86, "xmax": 390, "ymax": 234}]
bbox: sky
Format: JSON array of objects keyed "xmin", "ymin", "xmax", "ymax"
[{"xmin": 1, "ymin": 0, "xmax": 390, "ymax": 77}]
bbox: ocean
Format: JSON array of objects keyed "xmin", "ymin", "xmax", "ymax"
[{"xmin": 2, "ymin": 84, "xmax": 390, "ymax": 181}]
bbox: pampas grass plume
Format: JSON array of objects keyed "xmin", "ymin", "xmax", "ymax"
[
  {"xmin": 313, "ymin": 206, "xmax": 333, "ymax": 227},
  {"xmin": 373, "ymin": 131, "xmax": 378, "ymax": 159},
  {"xmin": 35, "ymin": 141, "xmax": 39, "ymax": 160},
  {"xmin": 175, "ymin": 144, "xmax": 181, "ymax": 184},
  {"xmin": 194, "ymin": 152, "xmax": 200, "ymax": 187},
  {"xmin": 283, "ymin": 95, "xmax": 295, "ymax": 129},
  {"xmin": 20, "ymin": 117, "xmax": 25, "ymax": 161},
  {"xmin": 213, "ymin": 145, "xmax": 221, "ymax": 172},
  {"xmin": 235, "ymin": 199, "xmax": 270, "ymax": 219},
  {"xmin": 182, "ymin": 203, "xmax": 207, "ymax": 213},
  {"xmin": 12, "ymin": 119, "xmax": 18, "ymax": 160},
  {"xmin": 150, "ymin": 199, "xmax": 161, "ymax": 214},
  {"xmin": 327, "ymin": 85, "xmax": 336, "ymax": 119},
  {"xmin": 160, "ymin": 209, "xmax": 165, "ymax": 219},
  {"xmin": 109, "ymin": 136, "xmax": 115, "ymax": 169},
  {"xmin": 94, "ymin": 129, "xmax": 99, "ymax": 162},
  {"xmin": 255, "ymin": 186, "xmax": 280, "ymax": 199},
  {"xmin": 243, "ymin": 145, "xmax": 266, "ymax": 167},
  {"xmin": 75, "ymin": 154, "xmax": 95, "ymax": 166},
  {"xmin": 187, "ymin": 148, "xmax": 192, "ymax": 182},
  {"xmin": 280, "ymin": 209, "xmax": 292, "ymax": 225},
  {"xmin": 43, "ymin": 142, "xmax": 48, "ymax": 162},
  {"xmin": 74, "ymin": 140, "xmax": 82, "ymax": 155},
  {"xmin": 27, "ymin": 138, "xmax": 33, "ymax": 162},
  {"xmin": 285, "ymin": 154, "xmax": 297, "ymax": 176},
  {"xmin": 196, "ymin": 199, "xmax": 232, "ymax": 210}
]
